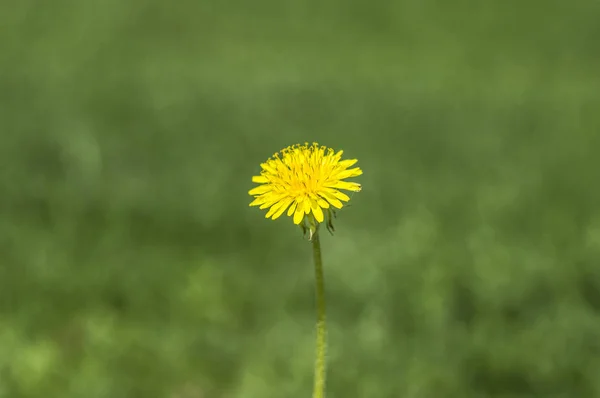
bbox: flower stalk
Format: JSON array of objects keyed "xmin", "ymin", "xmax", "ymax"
[
  {"xmin": 247, "ymin": 142, "xmax": 362, "ymax": 398},
  {"xmin": 311, "ymin": 232, "xmax": 327, "ymax": 398}
]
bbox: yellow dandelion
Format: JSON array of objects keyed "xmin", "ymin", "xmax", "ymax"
[
  {"xmin": 248, "ymin": 142, "xmax": 362, "ymax": 234},
  {"xmin": 248, "ymin": 142, "xmax": 362, "ymax": 398}
]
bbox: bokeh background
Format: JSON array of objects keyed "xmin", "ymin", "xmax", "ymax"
[{"xmin": 2, "ymin": 1, "xmax": 600, "ymax": 397}]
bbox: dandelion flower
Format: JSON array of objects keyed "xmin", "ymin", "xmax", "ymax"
[
  {"xmin": 248, "ymin": 142, "xmax": 362, "ymax": 398},
  {"xmin": 248, "ymin": 142, "xmax": 362, "ymax": 234}
]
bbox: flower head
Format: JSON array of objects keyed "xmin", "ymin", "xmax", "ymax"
[{"xmin": 249, "ymin": 142, "xmax": 362, "ymax": 235}]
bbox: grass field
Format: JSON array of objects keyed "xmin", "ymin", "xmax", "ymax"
[{"xmin": 1, "ymin": 1, "xmax": 600, "ymax": 397}]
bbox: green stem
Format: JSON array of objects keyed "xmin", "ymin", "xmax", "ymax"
[{"xmin": 312, "ymin": 232, "xmax": 327, "ymax": 398}]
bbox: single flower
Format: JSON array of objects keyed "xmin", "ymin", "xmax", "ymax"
[
  {"xmin": 248, "ymin": 142, "xmax": 362, "ymax": 398},
  {"xmin": 248, "ymin": 142, "xmax": 362, "ymax": 236}
]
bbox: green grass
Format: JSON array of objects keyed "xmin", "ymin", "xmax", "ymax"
[{"xmin": 1, "ymin": 0, "xmax": 600, "ymax": 397}]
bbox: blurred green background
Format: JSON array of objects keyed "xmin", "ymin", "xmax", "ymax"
[{"xmin": 2, "ymin": 0, "xmax": 600, "ymax": 397}]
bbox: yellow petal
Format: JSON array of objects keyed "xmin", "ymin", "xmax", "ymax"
[
  {"xmin": 272, "ymin": 197, "xmax": 294, "ymax": 220},
  {"xmin": 249, "ymin": 197, "xmax": 266, "ymax": 207},
  {"xmin": 293, "ymin": 207, "xmax": 304, "ymax": 224},
  {"xmin": 325, "ymin": 181, "xmax": 361, "ymax": 192},
  {"xmin": 259, "ymin": 196, "xmax": 280, "ymax": 209},
  {"xmin": 259, "ymin": 202, "xmax": 272, "ymax": 210},
  {"xmin": 249, "ymin": 185, "xmax": 272, "ymax": 195},
  {"xmin": 331, "ymin": 167, "xmax": 362, "ymax": 180},
  {"xmin": 328, "ymin": 189, "xmax": 350, "ymax": 202},
  {"xmin": 318, "ymin": 191, "xmax": 343, "ymax": 209},
  {"xmin": 287, "ymin": 201, "xmax": 297, "ymax": 217},
  {"xmin": 312, "ymin": 202, "xmax": 324, "ymax": 223},
  {"xmin": 257, "ymin": 193, "xmax": 287, "ymax": 209},
  {"xmin": 260, "ymin": 162, "xmax": 277, "ymax": 174},
  {"xmin": 252, "ymin": 175, "xmax": 269, "ymax": 183},
  {"xmin": 338, "ymin": 158, "xmax": 357, "ymax": 168},
  {"xmin": 317, "ymin": 198, "xmax": 329, "ymax": 208},
  {"xmin": 303, "ymin": 197, "xmax": 311, "ymax": 214},
  {"xmin": 265, "ymin": 199, "xmax": 285, "ymax": 218}
]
